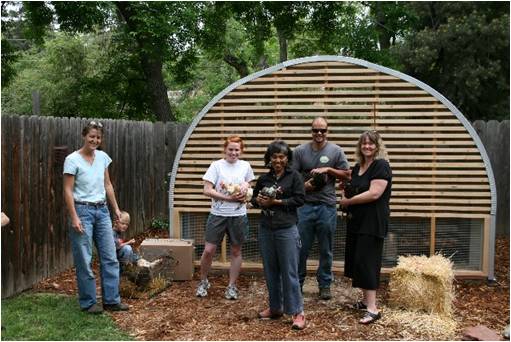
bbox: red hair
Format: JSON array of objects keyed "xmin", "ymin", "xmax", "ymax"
[{"xmin": 223, "ymin": 135, "xmax": 244, "ymax": 152}]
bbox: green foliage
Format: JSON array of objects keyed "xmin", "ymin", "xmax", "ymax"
[
  {"xmin": 393, "ymin": 2, "xmax": 510, "ymax": 120},
  {"xmin": 150, "ymin": 217, "xmax": 169, "ymax": 231},
  {"xmin": 1, "ymin": 292, "xmax": 133, "ymax": 340},
  {"xmin": 1, "ymin": 32, "xmax": 155, "ymax": 119},
  {"xmin": 3, "ymin": 1, "xmax": 508, "ymax": 121}
]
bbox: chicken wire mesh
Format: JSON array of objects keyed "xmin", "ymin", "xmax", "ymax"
[{"xmin": 180, "ymin": 212, "xmax": 484, "ymax": 272}]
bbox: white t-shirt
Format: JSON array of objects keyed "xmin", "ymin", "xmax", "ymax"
[
  {"xmin": 63, "ymin": 150, "xmax": 112, "ymax": 202},
  {"xmin": 202, "ymin": 159, "xmax": 255, "ymax": 216}
]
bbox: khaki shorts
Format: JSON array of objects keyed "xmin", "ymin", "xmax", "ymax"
[{"xmin": 205, "ymin": 214, "xmax": 248, "ymax": 246}]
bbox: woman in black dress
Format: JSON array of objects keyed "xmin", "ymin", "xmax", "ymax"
[{"xmin": 339, "ymin": 130, "xmax": 392, "ymax": 324}]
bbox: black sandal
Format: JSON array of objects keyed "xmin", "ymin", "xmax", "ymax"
[
  {"xmin": 359, "ymin": 311, "xmax": 381, "ymax": 324},
  {"xmin": 348, "ymin": 301, "xmax": 367, "ymax": 311}
]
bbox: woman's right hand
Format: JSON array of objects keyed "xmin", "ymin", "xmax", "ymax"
[
  {"xmin": 72, "ymin": 216, "xmax": 84, "ymax": 234},
  {"xmin": 230, "ymin": 192, "xmax": 246, "ymax": 203}
]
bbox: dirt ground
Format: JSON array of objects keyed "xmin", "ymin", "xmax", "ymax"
[{"xmin": 33, "ymin": 235, "xmax": 509, "ymax": 341}]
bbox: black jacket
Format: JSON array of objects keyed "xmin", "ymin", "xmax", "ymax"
[{"xmin": 251, "ymin": 167, "xmax": 305, "ymax": 229}]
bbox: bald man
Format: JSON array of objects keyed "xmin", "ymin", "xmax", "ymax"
[{"xmin": 292, "ymin": 117, "xmax": 350, "ymax": 300}]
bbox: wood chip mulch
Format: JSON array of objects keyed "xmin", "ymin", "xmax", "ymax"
[{"xmin": 32, "ymin": 232, "xmax": 509, "ymax": 340}]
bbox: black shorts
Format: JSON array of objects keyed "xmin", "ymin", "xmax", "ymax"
[{"xmin": 204, "ymin": 214, "xmax": 248, "ymax": 246}]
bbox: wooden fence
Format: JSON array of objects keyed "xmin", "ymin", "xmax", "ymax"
[
  {"xmin": 1, "ymin": 115, "xmax": 508, "ymax": 298},
  {"xmin": 1, "ymin": 115, "xmax": 188, "ymax": 298},
  {"xmin": 472, "ymin": 120, "xmax": 510, "ymax": 236}
]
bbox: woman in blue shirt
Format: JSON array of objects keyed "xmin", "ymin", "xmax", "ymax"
[{"xmin": 63, "ymin": 121, "xmax": 128, "ymax": 314}]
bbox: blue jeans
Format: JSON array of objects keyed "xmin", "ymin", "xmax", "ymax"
[
  {"xmin": 117, "ymin": 245, "xmax": 140, "ymax": 264},
  {"xmin": 258, "ymin": 224, "xmax": 303, "ymax": 315},
  {"xmin": 297, "ymin": 203, "xmax": 337, "ymax": 288},
  {"xmin": 69, "ymin": 204, "xmax": 120, "ymax": 309}
]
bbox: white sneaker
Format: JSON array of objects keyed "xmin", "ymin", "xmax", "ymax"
[
  {"xmin": 196, "ymin": 279, "xmax": 211, "ymax": 297},
  {"xmin": 224, "ymin": 284, "xmax": 239, "ymax": 300}
]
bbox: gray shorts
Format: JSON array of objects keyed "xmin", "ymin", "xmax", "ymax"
[{"xmin": 205, "ymin": 214, "xmax": 248, "ymax": 246}]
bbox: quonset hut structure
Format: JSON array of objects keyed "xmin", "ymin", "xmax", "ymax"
[{"xmin": 169, "ymin": 56, "xmax": 497, "ymax": 280}]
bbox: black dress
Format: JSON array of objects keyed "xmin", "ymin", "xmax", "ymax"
[{"xmin": 343, "ymin": 159, "xmax": 392, "ymax": 290}]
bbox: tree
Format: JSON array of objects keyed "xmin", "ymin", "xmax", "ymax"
[
  {"xmin": 22, "ymin": 1, "xmax": 206, "ymax": 122},
  {"xmin": 1, "ymin": 32, "xmax": 154, "ymax": 119},
  {"xmin": 393, "ymin": 2, "xmax": 510, "ymax": 120},
  {"xmin": 1, "ymin": 1, "xmax": 32, "ymax": 87}
]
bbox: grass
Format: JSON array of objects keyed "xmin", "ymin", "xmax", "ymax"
[{"xmin": 1, "ymin": 292, "xmax": 133, "ymax": 341}]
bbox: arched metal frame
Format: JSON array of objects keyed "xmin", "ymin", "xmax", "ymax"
[{"xmin": 168, "ymin": 55, "xmax": 497, "ymax": 281}]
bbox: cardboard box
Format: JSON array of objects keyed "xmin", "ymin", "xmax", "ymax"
[{"xmin": 140, "ymin": 239, "xmax": 194, "ymax": 281}]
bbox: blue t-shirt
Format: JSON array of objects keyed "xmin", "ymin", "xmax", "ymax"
[{"xmin": 63, "ymin": 150, "xmax": 112, "ymax": 202}]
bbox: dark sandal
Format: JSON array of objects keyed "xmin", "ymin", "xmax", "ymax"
[
  {"xmin": 348, "ymin": 301, "xmax": 367, "ymax": 310},
  {"xmin": 359, "ymin": 311, "xmax": 381, "ymax": 324}
]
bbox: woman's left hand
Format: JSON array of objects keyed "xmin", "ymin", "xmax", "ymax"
[
  {"xmin": 257, "ymin": 194, "xmax": 274, "ymax": 208},
  {"xmin": 114, "ymin": 209, "xmax": 122, "ymax": 222}
]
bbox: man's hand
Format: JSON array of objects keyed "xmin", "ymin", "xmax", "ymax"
[
  {"xmin": 339, "ymin": 198, "xmax": 351, "ymax": 209},
  {"xmin": 310, "ymin": 167, "xmax": 330, "ymax": 175},
  {"xmin": 304, "ymin": 179, "xmax": 315, "ymax": 192}
]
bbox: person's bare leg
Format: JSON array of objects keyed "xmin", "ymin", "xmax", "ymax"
[
  {"xmin": 360, "ymin": 289, "xmax": 379, "ymax": 323},
  {"xmin": 229, "ymin": 244, "xmax": 242, "ymax": 285},
  {"xmin": 200, "ymin": 242, "xmax": 217, "ymax": 280}
]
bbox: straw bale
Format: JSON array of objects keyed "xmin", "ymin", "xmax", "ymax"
[
  {"xmin": 388, "ymin": 254, "xmax": 454, "ymax": 316},
  {"xmin": 383, "ymin": 307, "xmax": 458, "ymax": 340}
]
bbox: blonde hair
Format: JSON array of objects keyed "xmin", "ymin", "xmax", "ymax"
[
  {"xmin": 119, "ymin": 211, "xmax": 130, "ymax": 225},
  {"xmin": 355, "ymin": 130, "xmax": 388, "ymax": 166}
]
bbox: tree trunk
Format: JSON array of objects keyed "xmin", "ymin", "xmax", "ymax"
[
  {"xmin": 277, "ymin": 28, "xmax": 288, "ymax": 63},
  {"xmin": 140, "ymin": 55, "xmax": 173, "ymax": 122},
  {"xmin": 223, "ymin": 53, "xmax": 249, "ymax": 78},
  {"xmin": 115, "ymin": 2, "xmax": 174, "ymax": 122},
  {"xmin": 373, "ymin": 2, "xmax": 393, "ymax": 50}
]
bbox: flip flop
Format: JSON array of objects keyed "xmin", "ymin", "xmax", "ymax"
[
  {"xmin": 347, "ymin": 301, "xmax": 367, "ymax": 311},
  {"xmin": 359, "ymin": 311, "xmax": 381, "ymax": 324}
]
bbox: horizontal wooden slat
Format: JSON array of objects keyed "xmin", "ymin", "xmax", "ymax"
[
  {"xmin": 173, "ymin": 199, "xmax": 489, "ymax": 212},
  {"xmin": 210, "ymin": 104, "xmax": 447, "ymax": 111},
  {"xmin": 181, "ymin": 146, "xmax": 481, "ymax": 153},
  {"xmin": 188, "ymin": 132, "xmax": 471, "ymax": 139},
  {"xmin": 217, "ymin": 96, "xmax": 439, "ymax": 104},
  {"xmin": 184, "ymin": 139, "xmax": 476, "ymax": 146},
  {"xmin": 174, "ymin": 207, "xmax": 490, "ymax": 219},
  {"xmin": 194, "ymin": 126, "xmax": 467, "ymax": 133},
  {"xmin": 228, "ymin": 90, "xmax": 429, "ymax": 96},
  {"xmin": 174, "ymin": 185, "xmax": 491, "ymax": 193},
  {"xmin": 204, "ymin": 111, "xmax": 454, "ymax": 118},
  {"xmin": 180, "ymin": 153, "xmax": 482, "ymax": 161},
  {"xmin": 198, "ymin": 118, "xmax": 460, "ymax": 125},
  {"xmin": 175, "ymin": 169, "xmax": 488, "ymax": 178},
  {"xmin": 236, "ymin": 82, "xmax": 418, "ymax": 89},
  {"xmin": 174, "ymin": 177, "xmax": 490, "ymax": 187},
  {"xmin": 272, "ymin": 68, "xmax": 384, "ymax": 74},
  {"xmin": 250, "ymin": 75, "xmax": 399, "ymax": 82}
]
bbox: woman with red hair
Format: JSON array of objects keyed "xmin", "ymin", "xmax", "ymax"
[{"xmin": 196, "ymin": 135, "xmax": 255, "ymax": 300}]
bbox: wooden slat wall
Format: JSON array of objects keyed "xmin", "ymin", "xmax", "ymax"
[
  {"xmin": 173, "ymin": 61, "xmax": 491, "ymax": 218},
  {"xmin": 1, "ymin": 116, "xmax": 188, "ymax": 298}
]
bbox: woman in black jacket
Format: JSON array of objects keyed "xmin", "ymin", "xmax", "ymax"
[{"xmin": 252, "ymin": 140, "xmax": 306, "ymax": 330}]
